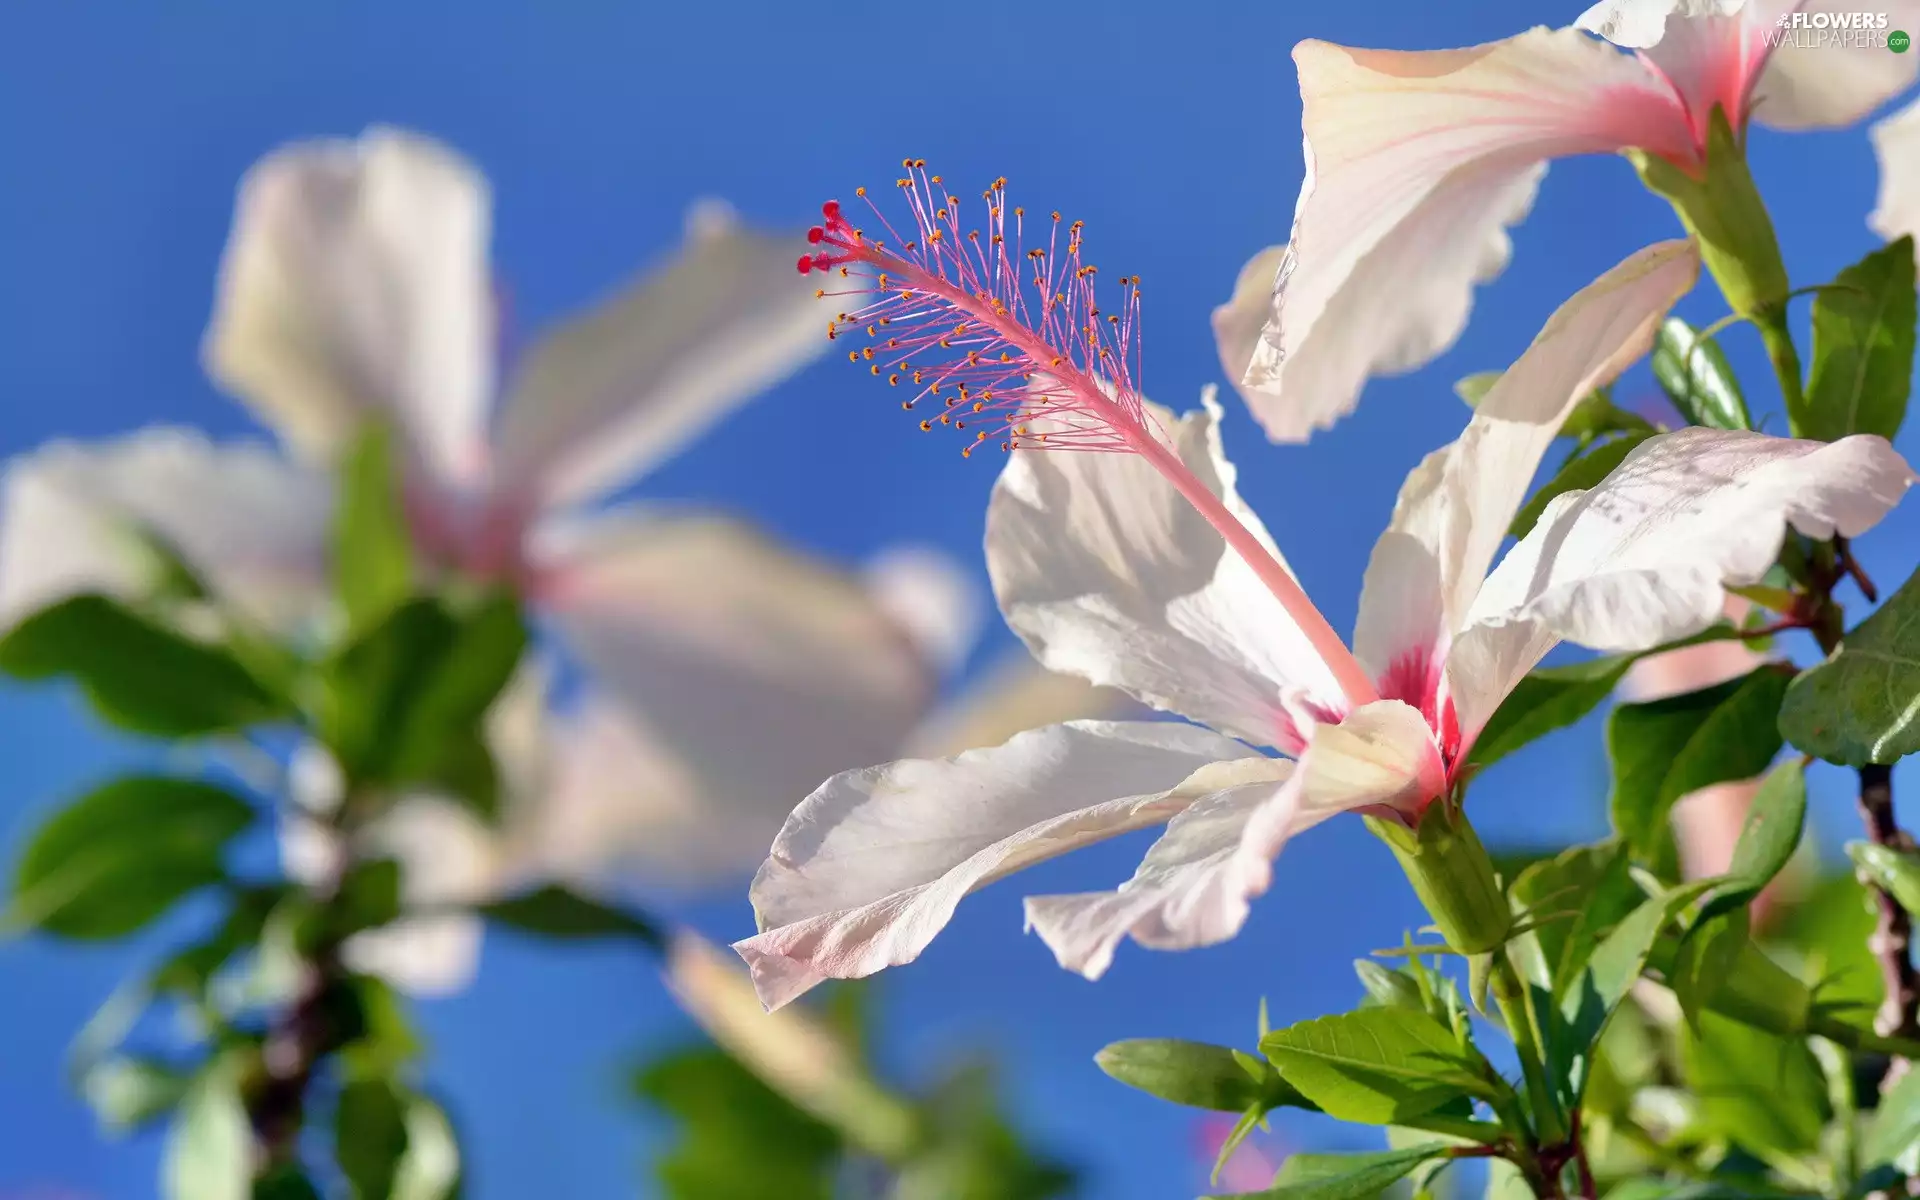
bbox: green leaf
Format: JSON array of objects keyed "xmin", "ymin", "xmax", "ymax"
[
  {"xmin": 1510, "ymin": 432, "xmax": 1656, "ymax": 540},
  {"xmin": 390, "ymin": 1091, "xmax": 461, "ymax": 1200},
  {"xmin": 334, "ymin": 859, "xmax": 404, "ymax": 938},
  {"xmin": 1508, "ymin": 842, "xmax": 1639, "ymax": 996},
  {"xmin": 1779, "ymin": 567, "xmax": 1920, "ymax": 766},
  {"xmin": 1608, "ymin": 665, "xmax": 1791, "ymax": 870},
  {"xmin": 1800, "ymin": 236, "xmax": 1916, "ymax": 442},
  {"xmin": 0, "ymin": 594, "xmax": 284, "ymax": 737},
  {"xmin": 1548, "ymin": 879, "xmax": 1717, "ymax": 1110},
  {"xmin": 1259, "ymin": 1009, "xmax": 1491, "ymax": 1124},
  {"xmin": 336, "ymin": 1077, "xmax": 410, "ymax": 1200},
  {"xmin": 1652, "ymin": 316, "xmax": 1753, "ymax": 431},
  {"xmin": 337, "ymin": 975, "xmax": 425, "ymax": 1079},
  {"xmin": 81, "ymin": 1055, "xmax": 191, "ymax": 1133},
  {"xmin": 1681, "ymin": 1010, "xmax": 1828, "ymax": 1157},
  {"xmin": 333, "ymin": 424, "xmax": 415, "ymax": 631},
  {"xmin": 320, "ymin": 593, "xmax": 525, "ymax": 814},
  {"xmin": 479, "ymin": 885, "xmax": 664, "ymax": 948},
  {"xmin": 1354, "ymin": 960, "xmax": 1427, "ymax": 1011},
  {"xmin": 11, "ymin": 776, "xmax": 253, "ymax": 938},
  {"xmin": 163, "ymin": 1056, "xmax": 250, "ymax": 1200},
  {"xmin": 1864, "ymin": 1065, "xmax": 1920, "ymax": 1172},
  {"xmin": 1696, "ymin": 758, "xmax": 1807, "ymax": 923},
  {"xmin": 1094, "ymin": 1038, "xmax": 1308, "ymax": 1113},
  {"xmin": 1206, "ymin": 1143, "xmax": 1451, "ymax": 1200},
  {"xmin": 635, "ymin": 1045, "xmax": 841, "ymax": 1200},
  {"xmin": 253, "ymin": 1166, "xmax": 325, "ymax": 1200},
  {"xmin": 1668, "ymin": 907, "xmax": 1751, "ymax": 1028},
  {"xmin": 1468, "ymin": 655, "xmax": 1636, "ymax": 770},
  {"xmin": 1846, "ymin": 841, "xmax": 1920, "ymax": 916}
]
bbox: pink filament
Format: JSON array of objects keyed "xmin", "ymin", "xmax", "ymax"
[{"xmin": 801, "ymin": 164, "xmax": 1379, "ymax": 709}]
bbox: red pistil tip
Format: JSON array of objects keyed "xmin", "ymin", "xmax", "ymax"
[{"xmin": 805, "ymin": 161, "xmax": 1147, "ymax": 459}]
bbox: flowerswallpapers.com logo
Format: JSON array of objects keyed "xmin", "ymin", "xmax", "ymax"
[{"xmin": 1766, "ymin": 10, "xmax": 1908, "ymax": 49}]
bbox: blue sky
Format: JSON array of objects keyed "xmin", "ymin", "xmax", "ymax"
[{"xmin": 2, "ymin": 3, "xmax": 1918, "ymax": 1197}]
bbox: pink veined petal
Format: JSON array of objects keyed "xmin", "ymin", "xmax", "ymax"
[
  {"xmin": 1023, "ymin": 700, "xmax": 1443, "ymax": 981},
  {"xmin": 1580, "ymin": 0, "xmax": 1762, "ymax": 146},
  {"xmin": 734, "ymin": 720, "xmax": 1281, "ymax": 1010},
  {"xmin": 490, "ymin": 201, "xmax": 835, "ymax": 511},
  {"xmin": 204, "ymin": 127, "xmax": 495, "ymax": 488},
  {"xmin": 0, "ymin": 428, "xmax": 331, "ymax": 633},
  {"xmin": 1226, "ymin": 28, "xmax": 1689, "ymax": 443},
  {"xmin": 530, "ymin": 508, "xmax": 939, "ymax": 886},
  {"xmin": 1871, "ymin": 96, "xmax": 1920, "ymax": 246},
  {"xmin": 1750, "ymin": 0, "xmax": 1920, "ymax": 130},
  {"xmin": 1448, "ymin": 429, "xmax": 1915, "ymax": 742},
  {"xmin": 1350, "ymin": 240, "xmax": 1699, "ymax": 701},
  {"xmin": 985, "ymin": 389, "xmax": 1347, "ymax": 752}
]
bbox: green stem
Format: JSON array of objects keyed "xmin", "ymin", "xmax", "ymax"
[
  {"xmin": 1753, "ymin": 305, "xmax": 1807, "ymax": 426},
  {"xmin": 1491, "ymin": 952, "xmax": 1565, "ymax": 1146}
]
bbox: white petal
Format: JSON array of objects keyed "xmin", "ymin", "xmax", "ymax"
[
  {"xmin": 1229, "ymin": 30, "xmax": 1684, "ymax": 441},
  {"xmin": 204, "ymin": 128, "xmax": 493, "ymax": 485},
  {"xmin": 0, "ymin": 429, "xmax": 330, "ymax": 632},
  {"xmin": 1871, "ymin": 95, "xmax": 1920, "ymax": 244},
  {"xmin": 1025, "ymin": 700, "xmax": 1442, "ymax": 980},
  {"xmin": 531, "ymin": 510, "xmax": 936, "ymax": 885},
  {"xmin": 734, "ymin": 720, "xmax": 1281, "ymax": 1009},
  {"xmin": 1351, "ymin": 241, "xmax": 1698, "ymax": 681},
  {"xmin": 341, "ymin": 915, "xmax": 485, "ymax": 998},
  {"xmin": 903, "ymin": 651, "xmax": 1130, "ymax": 760},
  {"xmin": 1752, "ymin": 0, "xmax": 1920, "ymax": 130},
  {"xmin": 861, "ymin": 544, "xmax": 983, "ymax": 678},
  {"xmin": 1577, "ymin": 0, "xmax": 1745, "ymax": 48},
  {"xmin": 1451, "ymin": 429, "xmax": 1914, "ymax": 738},
  {"xmin": 489, "ymin": 202, "xmax": 833, "ymax": 508},
  {"xmin": 986, "ymin": 389, "xmax": 1343, "ymax": 749}
]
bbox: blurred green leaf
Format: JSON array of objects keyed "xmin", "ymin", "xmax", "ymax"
[
  {"xmin": 1864, "ymin": 1065, "xmax": 1920, "ymax": 1173},
  {"xmin": 1095, "ymin": 1038, "xmax": 1309, "ymax": 1114},
  {"xmin": 480, "ymin": 885, "xmax": 662, "ymax": 948},
  {"xmin": 390, "ymin": 1091, "xmax": 461, "ymax": 1200},
  {"xmin": 336, "ymin": 1077, "xmax": 410, "ymax": 1200},
  {"xmin": 1609, "ymin": 665, "xmax": 1791, "ymax": 871},
  {"xmin": 1800, "ymin": 236, "xmax": 1916, "ymax": 442},
  {"xmin": 1652, "ymin": 316, "xmax": 1752, "ymax": 431},
  {"xmin": 1208, "ymin": 1143, "xmax": 1451, "ymax": 1200},
  {"xmin": 11, "ymin": 775, "xmax": 253, "ymax": 939},
  {"xmin": 337, "ymin": 974, "xmax": 424, "ymax": 1079},
  {"xmin": 82, "ymin": 1055, "xmax": 192, "ymax": 1134},
  {"xmin": 635, "ymin": 1044, "xmax": 840, "ymax": 1200},
  {"xmin": 253, "ymin": 1166, "xmax": 325, "ymax": 1200},
  {"xmin": 1779, "ymin": 567, "xmax": 1920, "ymax": 766},
  {"xmin": 334, "ymin": 859, "xmax": 403, "ymax": 939},
  {"xmin": 320, "ymin": 593, "xmax": 524, "ymax": 816},
  {"xmin": 1681, "ymin": 1010, "xmax": 1827, "ymax": 1157},
  {"xmin": 0, "ymin": 594, "xmax": 285, "ymax": 736},
  {"xmin": 1847, "ymin": 841, "xmax": 1920, "ymax": 917},
  {"xmin": 1259, "ymin": 1009, "xmax": 1490, "ymax": 1125},
  {"xmin": 162, "ymin": 1055, "xmax": 250, "ymax": 1200},
  {"xmin": 333, "ymin": 424, "xmax": 415, "ymax": 632},
  {"xmin": 1511, "ymin": 431, "xmax": 1656, "ymax": 540}
]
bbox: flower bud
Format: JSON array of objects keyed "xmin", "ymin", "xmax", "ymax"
[{"xmin": 1366, "ymin": 802, "xmax": 1512, "ymax": 955}]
